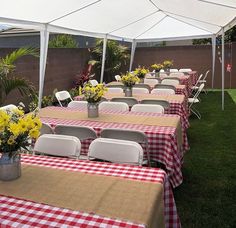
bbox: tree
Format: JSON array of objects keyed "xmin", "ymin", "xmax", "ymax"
[
  {"xmin": 89, "ymin": 39, "xmax": 130, "ymax": 82},
  {"xmin": 48, "ymin": 34, "xmax": 78, "ymax": 48},
  {"xmin": 0, "ymin": 48, "xmax": 37, "ymax": 106}
]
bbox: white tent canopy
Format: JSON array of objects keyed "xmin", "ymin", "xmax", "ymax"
[{"xmin": 0, "ymin": 0, "xmax": 235, "ymax": 109}]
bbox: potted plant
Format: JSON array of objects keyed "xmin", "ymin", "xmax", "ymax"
[
  {"xmin": 121, "ymin": 72, "xmax": 140, "ymax": 97},
  {"xmin": 163, "ymin": 60, "xmax": 173, "ymax": 74},
  {"xmin": 151, "ymin": 63, "xmax": 163, "ymax": 77},
  {"xmin": 82, "ymin": 82, "xmax": 107, "ymax": 118},
  {"xmin": 0, "ymin": 107, "xmax": 41, "ymax": 181},
  {"xmin": 133, "ymin": 67, "xmax": 149, "ymax": 83}
]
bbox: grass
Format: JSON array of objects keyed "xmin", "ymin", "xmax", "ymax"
[{"xmin": 174, "ymin": 90, "xmax": 236, "ymax": 228}]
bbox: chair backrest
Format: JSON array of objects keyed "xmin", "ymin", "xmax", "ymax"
[
  {"xmin": 88, "ymin": 138, "xmax": 143, "ymax": 166},
  {"xmin": 151, "ymin": 88, "xmax": 175, "ymax": 95},
  {"xmin": 133, "ymin": 83, "xmax": 151, "ymax": 91},
  {"xmin": 106, "ymin": 84, "xmax": 124, "ymax": 89},
  {"xmin": 0, "ymin": 104, "xmax": 18, "ymax": 111},
  {"xmin": 114, "ymin": 75, "xmax": 121, "ymax": 82},
  {"xmin": 110, "ymin": 97, "xmax": 138, "ymax": 107},
  {"xmin": 203, "ymin": 70, "xmax": 210, "ymax": 81},
  {"xmin": 34, "ymin": 134, "xmax": 81, "ymax": 158},
  {"xmin": 40, "ymin": 123, "xmax": 54, "ymax": 135},
  {"xmin": 145, "ymin": 73, "xmax": 153, "ymax": 77},
  {"xmin": 144, "ymin": 78, "xmax": 159, "ymax": 86},
  {"xmin": 55, "ymin": 91, "xmax": 73, "ymax": 107},
  {"xmin": 107, "ymin": 87, "xmax": 123, "ymax": 93},
  {"xmin": 54, "ymin": 125, "xmax": 97, "ymax": 140},
  {"xmin": 169, "ymin": 69, "xmax": 179, "ymax": 72},
  {"xmin": 89, "ymin": 79, "xmax": 99, "ymax": 86},
  {"xmin": 99, "ymin": 101, "xmax": 129, "ymax": 112},
  {"xmin": 132, "ymin": 87, "xmax": 149, "ymax": 94},
  {"xmin": 140, "ymin": 99, "xmax": 170, "ymax": 109},
  {"xmin": 194, "ymin": 73, "xmax": 203, "ymax": 86},
  {"xmin": 160, "ymin": 69, "xmax": 165, "ymax": 73},
  {"xmin": 131, "ymin": 104, "xmax": 164, "ymax": 114},
  {"xmin": 154, "ymin": 84, "xmax": 176, "ymax": 91},
  {"xmin": 179, "ymin": 68, "xmax": 192, "ymax": 72},
  {"xmin": 169, "ymin": 72, "xmax": 184, "ymax": 77},
  {"xmin": 161, "ymin": 78, "xmax": 180, "ymax": 86},
  {"xmin": 68, "ymin": 100, "xmax": 88, "ymax": 109}
]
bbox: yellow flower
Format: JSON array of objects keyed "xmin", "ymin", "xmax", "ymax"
[
  {"xmin": 18, "ymin": 119, "xmax": 28, "ymax": 133},
  {"xmin": 0, "ymin": 110, "xmax": 10, "ymax": 127},
  {"xmin": 12, "ymin": 108, "xmax": 24, "ymax": 116},
  {"xmin": 29, "ymin": 128, "xmax": 40, "ymax": 139},
  {"xmin": 7, "ymin": 136, "xmax": 15, "ymax": 145},
  {"xmin": 9, "ymin": 122, "xmax": 21, "ymax": 136},
  {"xmin": 32, "ymin": 117, "xmax": 42, "ymax": 129}
]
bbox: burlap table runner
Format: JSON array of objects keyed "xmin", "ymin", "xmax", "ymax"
[
  {"xmin": 0, "ymin": 165, "xmax": 165, "ymax": 228},
  {"xmin": 40, "ymin": 108, "xmax": 182, "ymax": 146}
]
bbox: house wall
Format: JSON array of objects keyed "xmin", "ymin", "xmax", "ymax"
[{"xmin": 1, "ymin": 43, "xmax": 235, "ymax": 106}]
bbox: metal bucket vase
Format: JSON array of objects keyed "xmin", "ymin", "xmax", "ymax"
[
  {"xmin": 124, "ymin": 87, "xmax": 132, "ymax": 97},
  {"xmin": 155, "ymin": 71, "xmax": 160, "ymax": 77},
  {"xmin": 87, "ymin": 103, "xmax": 99, "ymax": 118},
  {"xmin": 165, "ymin": 68, "xmax": 170, "ymax": 75},
  {"xmin": 0, "ymin": 153, "xmax": 21, "ymax": 181}
]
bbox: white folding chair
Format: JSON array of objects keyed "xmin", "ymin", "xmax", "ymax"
[
  {"xmin": 191, "ymin": 74, "xmax": 203, "ymax": 91},
  {"xmin": 140, "ymin": 99, "xmax": 170, "ymax": 110},
  {"xmin": 132, "ymin": 87, "xmax": 149, "ymax": 94},
  {"xmin": 110, "ymin": 97, "xmax": 138, "ymax": 107},
  {"xmin": 170, "ymin": 69, "xmax": 179, "ymax": 72},
  {"xmin": 131, "ymin": 104, "xmax": 164, "ymax": 114},
  {"xmin": 100, "ymin": 128, "xmax": 150, "ymax": 165},
  {"xmin": 199, "ymin": 70, "xmax": 210, "ymax": 94},
  {"xmin": 161, "ymin": 78, "xmax": 180, "ymax": 86},
  {"xmin": 169, "ymin": 72, "xmax": 184, "ymax": 77},
  {"xmin": 0, "ymin": 104, "xmax": 18, "ymax": 112},
  {"xmin": 134, "ymin": 83, "xmax": 151, "ymax": 91},
  {"xmin": 40, "ymin": 123, "xmax": 54, "ymax": 135},
  {"xmin": 88, "ymin": 138, "xmax": 143, "ymax": 166},
  {"xmin": 89, "ymin": 79, "xmax": 99, "ymax": 86},
  {"xmin": 99, "ymin": 101, "xmax": 129, "ymax": 112},
  {"xmin": 114, "ymin": 75, "xmax": 121, "ymax": 81},
  {"xmin": 55, "ymin": 90, "xmax": 73, "ymax": 107},
  {"xmin": 160, "ymin": 69, "xmax": 165, "ymax": 73},
  {"xmin": 144, "ymin": 78, "xmax": 159, "ymax": 87},
  {"xmin": 151, "ymin": 88, "xmax": 175, "ymax": 95},
  {"xmin": 34, "ymin": 134, "xmax": 81, "ymax": 158},
  {"xmin": 179, "ymin": 68, "xmax": 192, "ymax": 72},
  {"xmin": 107, "ymin": 87, "xmax": 123, "ymax": 93},
  {"xmin": 188, "ymin": 83, "xmax": 205, "ymax": 119},
  {"xmin": 68, "ymin": 100, "xmax": 88, "ymax": 109}
]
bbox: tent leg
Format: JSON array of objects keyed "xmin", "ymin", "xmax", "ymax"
[
  {"xmin": 222, "ymin": 28, "xmax": 225, "ymax": 111},
  {"xmin": 129, "ymin": 40, "xmax": 136, "ymax": 72},
  {"xmin": 100, "ymin": 36, "xmax": 107, "ymax": 83},
  {"xmin": 211, "ymin": 35, "xmax": 216, "ymax": 88},
  {"xmin": 38, "ymin": 29, "xmax": 49, "ymax": 108}
]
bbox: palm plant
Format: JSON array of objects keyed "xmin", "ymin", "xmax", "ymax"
[
  {"xmin": 89, "ymin": 39, "xmax": 130, "ymax": 82},
  {"xmin": 0, "ymin": 47, "xmax": 38, "ymax": 106}
]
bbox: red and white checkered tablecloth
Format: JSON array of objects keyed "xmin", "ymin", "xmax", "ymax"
[
  {"xmin": 0, "ymin": 155, "xmax": 181, "ymax": 228},
  {"xmin": 40, "ymin": 106, "xmax": 189, "ymax": 187}
]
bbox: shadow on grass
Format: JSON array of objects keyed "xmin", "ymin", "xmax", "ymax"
[{"xmin": 174, "ymin": 91, "xmax": 236, "ymax": 228}]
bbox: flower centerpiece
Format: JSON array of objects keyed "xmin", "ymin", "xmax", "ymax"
[
  {"xmin": 0, "ymin": 108, "xmax": 41, "ymax": 181},
  {"xmin": 151, "ymin": 63, "xmax": 163, "ymax": 77},
  {"xmin": 163, "ymin": 60, "xmax": 173, "ymax": 74},
  {"xmin": 134, "ymin": 67, "xmax": 149, "ymax": 83},
  {"xmin": 82, "ymin": 82, "xmax": 107, "ymax": 118},
  {"xmin": 121, "ymin": 72, "xmax": 140, "ymax": 97}
]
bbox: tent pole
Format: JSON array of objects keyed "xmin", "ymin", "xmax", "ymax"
[
  {"xmin": 222, "ymin": 28, "xmax": 225, "ymax": 111},
  {"xmin": 129, "ymin": 40, "xmax": 136, "ymax": 72},
  {"xmin": 38, "ymin": 27, "xmax": 49, "ymax": 108},
  {"xmin": 211, "ymin": 35, "xmax": 216, "ymax": 88},
  {"xmin": 100, "ymin": 36, "xmax": 107, "ymax": 83}
]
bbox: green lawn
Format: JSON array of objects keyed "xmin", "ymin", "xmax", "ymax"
[{"xmin": 174, "ymin": 90, "xmax": 236, "ymax": 228}]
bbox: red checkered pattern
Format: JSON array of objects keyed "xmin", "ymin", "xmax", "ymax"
[
  {"xmin": 0, "ymin": 155, "xmax": 181, "ymax": 228},
  {"xmin": 40, "ymin": 107, "xmax": 189, "ymax": 187},
  {"xmin": 176, "ymin": 87, "xmax": 188, "ymax": 98}
]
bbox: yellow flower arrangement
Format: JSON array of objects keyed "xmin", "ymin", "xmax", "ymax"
[
  {"xmin": 121, "ymin": 72, "xmax": 140, "ymax": 87},
  {"xmin": 151, "ymin": 63, "xmax": 163, "ymax": 71},
  {"xmin": 134, "ymin": 67, "xmax": 149, "ymax": 79},
  {"xmin": 163, "ymin": 60, "xmax": 173, "ymax": 69},
  {"xmin": 82, "ymin": 82, "xmax": 107, "ymax": 103},
  {"xmin": 0, "ymin": 107, "xmax": 41, "ymax": 157}
]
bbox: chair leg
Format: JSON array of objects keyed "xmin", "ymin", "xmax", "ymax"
[{"xmin": 190, "ymin": 106, "xmax": 201, "ymax": 119}]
